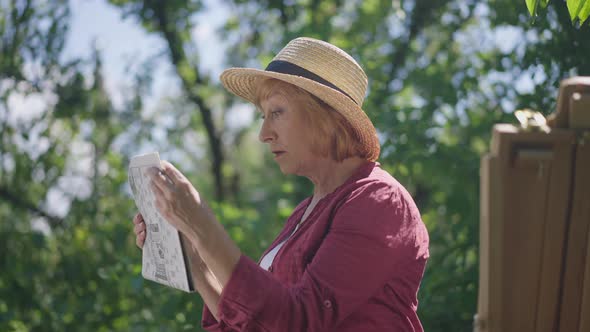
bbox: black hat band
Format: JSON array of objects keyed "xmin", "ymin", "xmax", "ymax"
[{"xmin": 265, "ymin": 60, "xmax": 357, "ymax": 104}]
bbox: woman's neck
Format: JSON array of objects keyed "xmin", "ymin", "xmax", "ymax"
[{"xmin": 308, "ymin": 157, "xmax": 366, "ymax": 200}]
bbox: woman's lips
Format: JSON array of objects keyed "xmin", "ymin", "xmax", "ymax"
[{"xmin": 272, "ymin": 151, "xmax": 286, "ymax": 158}]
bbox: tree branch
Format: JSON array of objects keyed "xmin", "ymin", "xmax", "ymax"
[
  {"xmin": 152, "ymin": 1, "xmax": 226, "ymax": 202},
  {"xmin": 0, "ymin": 186, "xmax": 63, "ymax": 227}
]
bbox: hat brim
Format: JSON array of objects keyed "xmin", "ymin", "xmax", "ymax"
[{"xmin": 220, "ymin": 68, "xmax": 380, "ymax": 161}]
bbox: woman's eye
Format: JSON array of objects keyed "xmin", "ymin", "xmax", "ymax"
[
  {"xmin": 259, "ymin": 109, "xmax": 283, "ymax": 120},
  {"xmin": 270, "ymin": 110, "xmax": 283, "ymax": 119}
]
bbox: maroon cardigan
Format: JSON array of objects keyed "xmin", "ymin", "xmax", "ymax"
[{"xmin": 202, "ymin": 162, "xmax": 429, "ymax": 331}]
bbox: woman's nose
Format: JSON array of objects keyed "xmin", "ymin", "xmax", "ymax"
[{"xmin": 258, "ymin": 119, "xmax": 276, "ymax": 143}]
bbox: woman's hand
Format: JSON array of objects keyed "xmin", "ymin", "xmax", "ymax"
[
  {"xmin": 132, "ymin": 213, "xmax": 147, "ymax": 249},
  {"xmin": 147, "ymin": 160, "xmax": 216, "ymax": 245},
  {"xmin": 148, "ymin": 160, "xmax": 241, "ymax": 288}
]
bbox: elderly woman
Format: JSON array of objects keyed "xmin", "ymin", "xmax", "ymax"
[{"xmin": 132, "ymin": 37, "xmax": 429, "ymax": 331}]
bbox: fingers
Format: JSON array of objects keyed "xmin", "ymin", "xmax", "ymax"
[
  {"xmin": 147, "ymin": 167, "xmax": 175, "ymax": 193},
  {"xmin": 161, "ymin": 161, "xmax": 186, "ymax": 184},
  {"xmin": 150, "ymin": 179, "xmax": 172, "ymax": 218},
  {"xmin": 147, "ymin": 166, "xmax": 176, "ymax": 219},
  {"xmin": 133, "ymin": 213, "xmax": 144, "ymax": 225},
  {"xmin": 132, "ymin": 213, "xmax": 146, "ymax": 249},
  {"xmin": 150, "ymin": 176, "xmax": 167, "ymax": 199},
  {"xmin": 136, "ymin": 230, "xmax": 146, "ymax": 249},
  {"xmin": 134, "ymin": 221, "xmax": 146, "ymax": 235}
]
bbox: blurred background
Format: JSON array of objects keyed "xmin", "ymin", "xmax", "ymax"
[{"xmin": 1, "ymin": 0, "xmax": 589, "ymax": 331}]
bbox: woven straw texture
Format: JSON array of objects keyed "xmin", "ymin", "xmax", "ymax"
[{"xmin": 220, "ymin": 37, "xmax": 380, "ymax": 161}]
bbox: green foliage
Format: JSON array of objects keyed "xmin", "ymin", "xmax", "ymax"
[
  {"xmin": 526, "ymin": 0, "xmax": 590, "ymax": 24},
  {"xmin": 526, "ymin": 0, "xmax": 551, "ymax": 15},
  {"xmin": 526, "ymin": 0, "xmax": 539, "ymax": 16},
  {"xmin": 1, "ymin": 0, "xmax": 589, "ymax": 331},
  {"xmin": 574, "ymin": 0, "xmax": 590, "ymax": 23}
]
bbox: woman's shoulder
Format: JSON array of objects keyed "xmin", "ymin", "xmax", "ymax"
[
  {"xmin": 339, "ymin": 162, "xmax": 416, "ymax": 208},
  {"xmin": 330, "ymin": 163, "xmax": 425, "ymax": 232},
  {"xmin": 332, "ymin": 163, "xmax": 429, "ymax": 256}
]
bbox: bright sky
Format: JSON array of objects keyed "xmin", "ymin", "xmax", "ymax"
[{"xmin": 63, "ymin": 0, "xmax": 229, "ymax": 110}]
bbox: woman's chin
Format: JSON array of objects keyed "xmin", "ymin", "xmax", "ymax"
[
  {"xmin": 278, "ymin": 165, "xmax": 292, "ymax": 175},
  {"xmin": 277, "ymin": 162, "xmax": 297, "ymax": 175}
]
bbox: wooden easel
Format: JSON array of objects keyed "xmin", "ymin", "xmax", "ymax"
[{"xmin": 476, "ymin": 77, "xmax": 590, "ymax": 332}]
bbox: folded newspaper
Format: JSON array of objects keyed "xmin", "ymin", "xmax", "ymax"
[{"xmin": 128, "ymin": 152, "xmax": 194, "ymax": 292}]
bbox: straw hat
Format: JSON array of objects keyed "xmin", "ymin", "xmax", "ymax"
[{"xmin": 220, "ymin": 37, "xmax": 380, "ymax": 162}]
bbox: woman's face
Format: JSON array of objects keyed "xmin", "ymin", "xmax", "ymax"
[{"xmin": 258, "ymin": 91, "xmax": 320, "ymax": 176}]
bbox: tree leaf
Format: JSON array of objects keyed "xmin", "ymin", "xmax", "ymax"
[
  {"xmin": 540, "ymin": 0, "xmax": 550, "ymax": 8},
  {"xmin": 579, "ymin": 0, "xmax": 590, "ymax": 23},
  {"xmin": 526, "ymin": 0, "xmax": 539, "ymax": 15},
  {"xmin": 567, "ymin": 0, "xmax": 585, "ymax": 21}
]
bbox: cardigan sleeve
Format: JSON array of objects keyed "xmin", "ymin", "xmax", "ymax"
[
  {"xmin": 201, "ymin": 305, "xmax": 237, "ymax": 331},
  {"xmin": 202, "ymin": 181, "xmax": 428, "ymax": 332}
]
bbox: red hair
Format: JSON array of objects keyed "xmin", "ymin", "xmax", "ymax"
[{"xmin": 254, "ymin": 78, "xmax": 370, "ymax": 162}]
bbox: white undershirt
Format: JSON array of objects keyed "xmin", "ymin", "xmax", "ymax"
[
  {"xmin": 259, "ymin": 220, "xmax": 304, "ymax": 271},
  {"xmin": 260, "ymin": 198, "xmax": 318, "ymax": 271}
]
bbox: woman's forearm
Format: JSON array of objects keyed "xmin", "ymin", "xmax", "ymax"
[
  {"xmin": 183, "ymin": 234, "xmax": 223, "ymax": 320},
  {"xmin": 193, "ymin": 264, "xmax": 222, "ymax": 320},
  {"xmin": 189, "ymin": 214, "xmax": 242, "ymax": 288}
]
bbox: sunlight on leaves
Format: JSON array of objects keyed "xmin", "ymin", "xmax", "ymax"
[
  {"xmin": 567, "ymin": 0, "xmax": 587, "ymax": 21},
  {"xmin": 526, "ymin": 0, "xmax": 539, "ymax": 16},
  {"xmin": 579, "ymin": 0, "xmax": 590, "ymax": 23}
]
